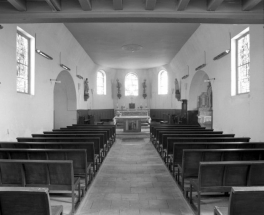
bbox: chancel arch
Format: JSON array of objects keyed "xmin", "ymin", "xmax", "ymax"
[
  {"xmin": 189, "ymin": 70, "xmax": 213, "ymax": 129},
  {"xmin": 54, "ymin": 70, "xmax": 77, "ymax": 129}
]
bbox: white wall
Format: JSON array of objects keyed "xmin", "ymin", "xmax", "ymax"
[
  {"xmin": 0, "ymin": 23, "xmax": 113, "ymax": 141},
  {"xmin": 169, "ymin": 24, "xmax": 264, "ymax": 141}
]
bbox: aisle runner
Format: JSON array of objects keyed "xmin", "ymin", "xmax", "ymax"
[{"xmin": 76, "ymin": 136, "xmax": 194, "ymax": 215}]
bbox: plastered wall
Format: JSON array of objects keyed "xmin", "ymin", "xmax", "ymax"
[
  {"xmin": 169, "ymin": 24, "xmax": 264, "ymax": 141},
  {"xmin": 0, "ymin": 23, "xmax": 106, "ymax": 141}
]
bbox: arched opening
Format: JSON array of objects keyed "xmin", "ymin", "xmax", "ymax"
[
  {"xmin": 189, "ymin": 70, "xmax": 213, "ymax": 129},
  {"xmin": 53, "ymin": 70, "xmax": 77, "ymax": 129}
]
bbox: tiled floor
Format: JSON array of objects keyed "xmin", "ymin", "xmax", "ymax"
[{"xmin": 75, "ymin": 134, "xmax": 194, "ymax": 215}]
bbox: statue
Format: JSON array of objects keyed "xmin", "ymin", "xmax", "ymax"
[
  {"xmin": 175, "ymin": 78, "xmax": 181, "ymax": 101},
  {"xmin": 117, "ymin": 79, "xmax": 121, "ymax": 99},
  {"xmin": 84, "ymin": 78, "xmax": 89, "ymax": 101}
]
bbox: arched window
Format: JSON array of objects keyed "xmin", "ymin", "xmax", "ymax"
[
  {"xmin": 125, "ymin": 73, "xmax": 138, "ymax": 96},
  {"xmin": 158, "ymin": 70, "xmax": 168, "ymax": 95},
  {"xmin": 97, "ymin": 70, "xmax": 106, "ymax": 95}
]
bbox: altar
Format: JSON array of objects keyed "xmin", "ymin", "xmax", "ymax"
[{"xmin": 113, "ymin": 109, "xmax": 151, "ymax": 132}]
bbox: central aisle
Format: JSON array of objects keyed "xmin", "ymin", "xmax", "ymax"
[{"xmin": 76, "ymin": 134, "xmax": 194, "ymax": 215}]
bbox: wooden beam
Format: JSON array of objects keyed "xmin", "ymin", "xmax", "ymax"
[
  {"xmin": 78, "ymin": 0, "xmax": 92, "ymax": 11},
  {"xmin": 176, "ymin": 0, "xmax": 191, "ymax": 11},
  {"xmin": 45, "ymin": 0, "xmax": 61, "ymax": 11},
  {"xmin": 146, "ymin": 0, "xmax": 157, "ymax": 10},
  {"xmin": 207, "ymin": 0, "xmax": 224, "ymax": 11},
  {"xmin": 0, "ymin": 11, "xmax": 263, "ymax": 24},
  {"xmin": 242, "ymin": 0, "xmax": 262, "ymax": 11},
  {"xmin": 113, "ymin": 0, "xmax": 123, "ymax": 10},
  {"xmin": 7, "ymin": 0, "xmax": 26, "ymax": 11}
]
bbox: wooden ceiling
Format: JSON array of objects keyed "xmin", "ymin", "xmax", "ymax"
[{"xmin": 0, "ymin": 0, "xmax": 263, "ymax": 23}]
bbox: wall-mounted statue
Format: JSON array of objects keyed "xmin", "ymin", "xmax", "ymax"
[
  {"xmin": 117, "ymin": 79, "xmax": 121, "ymax": 99},
  {"xmin": 84, "ymin": 78, "xmax": 89, "ymax": 101},
  {"xmin": 175, "ymin": 78, "xmax": 181, "ymax": 101},
  {"xmin": 142, "ymin": 79, "xmax": 147, "ymax": 99}
]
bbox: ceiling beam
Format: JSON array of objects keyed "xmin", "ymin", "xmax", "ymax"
[
  {"xmin": 45, "ymin": 0, "xmax": 61, "ymax": 11},
  {"xmin": 0, "ymin": 11, "xmax": 263, "ymax": 24},
  {"xmin": 7, "ymin": 0, "xmax": 26, "ymax": 11},
  {"xmin": 113, "ymin": 0, "xmax": 123, "ymax": 10},
  {"xmin": 146, "ymin": 0, "xmax": 157, "ymax": 10},
  {"xmin": 78, "ymin": 0, "xmax": 92, "ymax": 11},
  {"xmin": 176, "ymin": 0, "xmax": 191, "ymax": 11},
  {"xmin": 242, "ymin": 0, "xmax": 262, "ymax": 11},
  {"xmin": 207, "ymin": 0, "xmax": 224, "ymax": 11}
]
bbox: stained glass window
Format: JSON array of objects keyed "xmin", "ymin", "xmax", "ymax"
[
  {"xmin": 125, "ymin": 73, "xmax": 138, "ymax": 96},
  {"xmin": 97, "ymin": 70, "xmax": 106, "ymax": 95},
  {"xmin": 158, "ymin": 70, "xmax": 168, "ymax": 95},
  {"xmin": 237, "ymin": 33, "xmax": 250, "ymax": 94},
  {"xmin": 16, "ymin": 31, "xmax": 30, "ymax": 93}
]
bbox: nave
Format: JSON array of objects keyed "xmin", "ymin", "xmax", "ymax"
[{"xmin": 76, "ymin": 131, "xmax": 194, "ymax": 215}]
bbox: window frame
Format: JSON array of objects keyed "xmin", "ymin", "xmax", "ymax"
[
  {"xmin": 125, "ymin": 72, "xmax": 139, "ymax": 96},
  {"xmin": 236, "ymin": 32, "xmax": 250, "ymax": 95},
  {"xmin": 97, "ymin": 70, "xmax": 106, "ymax": 95},
  {"xmin": 158, "ymin": 70, "xmax": 168, "ymax": 95},
  {"xmin": 16, "ymin": 30, "xmax": 31, "ymax": 94}
]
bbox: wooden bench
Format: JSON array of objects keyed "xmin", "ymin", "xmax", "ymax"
[
  {"xmin": 214, "ymin": 187, "xmax": 264, "ymax": 215},
  {"xmin": 67, "ymin": 125, "xmax": 116, "ymax": 142},
  {"xmin": 0, "ymin": 141, "xmax": 99, "ymax": 173},
  {"xmin": 31, "ymin": 134, "xmax": 108, "ymax": 158},
  {"xmin": 158, "ymin": 133, "xmax": 235, "ymax": 154},
  {"xmin": 0, "ymin": 159, "xmax": 81, "ymax": 214},
  {"xmin": 164, "ymin": 137, "xmax": 251, "ymax": 164},
  {"xmin": 0, "ymin": 187, "xmax": 63, "ymax": 215},
  {"xmin": 0, "ymin": 148, "xmax": 92, "ymax": 191},
  {"xmin": 189, "ymin": 161, "xmax": 264, "ymax": 215},
  {"xmin": 178, "ymin": 148, "xmax": 264, "ymax": 192},
  {"xmin": 16, "ymin": 137, "xmax": 103, "ymax": 164}
]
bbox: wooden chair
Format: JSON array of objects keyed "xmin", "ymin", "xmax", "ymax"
[
  {"xmin": 0, "ymin": 187, "xmax": 63, "ymax": 215},
  {"xmin": 214, "ymin": 187, "xmax": 264, "ymax": 215}
]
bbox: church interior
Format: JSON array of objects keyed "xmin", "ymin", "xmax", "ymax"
[{"xmin": 0, "ymin": 0, "xmax": 264, "ymax": 215}]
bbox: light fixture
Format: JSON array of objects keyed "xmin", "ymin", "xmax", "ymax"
[
  {"xmin": 35, "ymin": 34, "xmax": 53, "ymax": 60},
  {"xmin": 122, "ymin": 44, "xmax": 143, "ymax": 52},
  {"xmin": 76, "ymin": 66, "xmax": 83, "ymax": 79},
  {"xmin": 195, "ymin": 51, "xmax": 207, "ymax": 71},
  {"xmin": 213, "ymin": 33, "xmax": 231, "ymax": 61},
  {"xmin": 50, "ymin": 79, "xmax": 61, "ymax": 84},
  {"xmin": 60, "ymin": 52, "xmax": 71, "ymax": 71},
  {"xmin": 204, "ymin": 78, "xmax": 215, "ymax": 82},
  {"xmin": 182, "ymin": 66, "xmax": 189, "ymax": 79}
]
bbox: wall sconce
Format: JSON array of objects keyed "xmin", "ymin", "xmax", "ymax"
[
  {"xmin": 117, "ymin": 79, "xmax": 121, "ymax": 99},
  {"xmin": 204, "ymin": 78, "xmax": 215, "ymax": 82},
  {"xmin": 50, "ymin": 79, "xmax": 61, "ymax": 84},
  {"xmin": 195, "ymin": 51, "xmax": 207, "ymax": 71},
  {"xmin": 182, "ymin": 66, "xmax": 189, "ymax": 79},
  {"xmin": 142, "ymin": 79, "xmax": 147, "ymax": 99},
  {"xmin": 76, "ymin": 66, "xmax": 83, "ymax": 79},
  {"xmin": 35, "ymin": 34, "xmax": 53, "ymax": 60},
  {"xmin": 213, "ymin": 33, "xmax": 231, "ymax": 61},
  {"xmin": 60, "ymin": 52, "xmax": 71, "ymax": 71}
]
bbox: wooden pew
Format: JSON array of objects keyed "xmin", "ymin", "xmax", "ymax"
[
  {"xmin": 0, "ymin": 142, "xmax": 98, "ymax": 173},
  {"xmin": 178, "ymin": 148, "xmax": 264, "ymax": 192},
  {"xmin": 66, "ymin": 125, "xmax": 116, "ymax": 142},
  {"xmin": 189, "ymin": 161, "xmax": 264, "ymax": 215},
  {"xmin": 0, "ymin": 148, "xmax": 92, "ymax": 191},
  {"xmin": 165, "ymin": 137, "xmax": 251, "ymax": 164},
  {"xmin": 51, "ymin": 129, "xmax": 113, "ymax": 147},
  {"xmin": 16, "ymin": 137, "xmax": 103, "ymax": 164},
  {"xmin": 0, "ymin": 187, "xmax": 63, "ymax": 215},
  {"xmin": 158, "ymin": 134, "xmax": 235, "ymax": 154},
  {"xmin": 0, "ymin": 159, "xmax": 81, "ymax": 214},
  {"xmin": 214, "ymin": 187, "xmax": 264, "ymax": 215},
  {"xmin": 31, "ymin": 134, "xmax": 108, "ymax": 158}
]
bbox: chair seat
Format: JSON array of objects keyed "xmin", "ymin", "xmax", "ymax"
[{"xmin": 51, "ymin": 205, "xmax": 63, "ymax": 215}]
